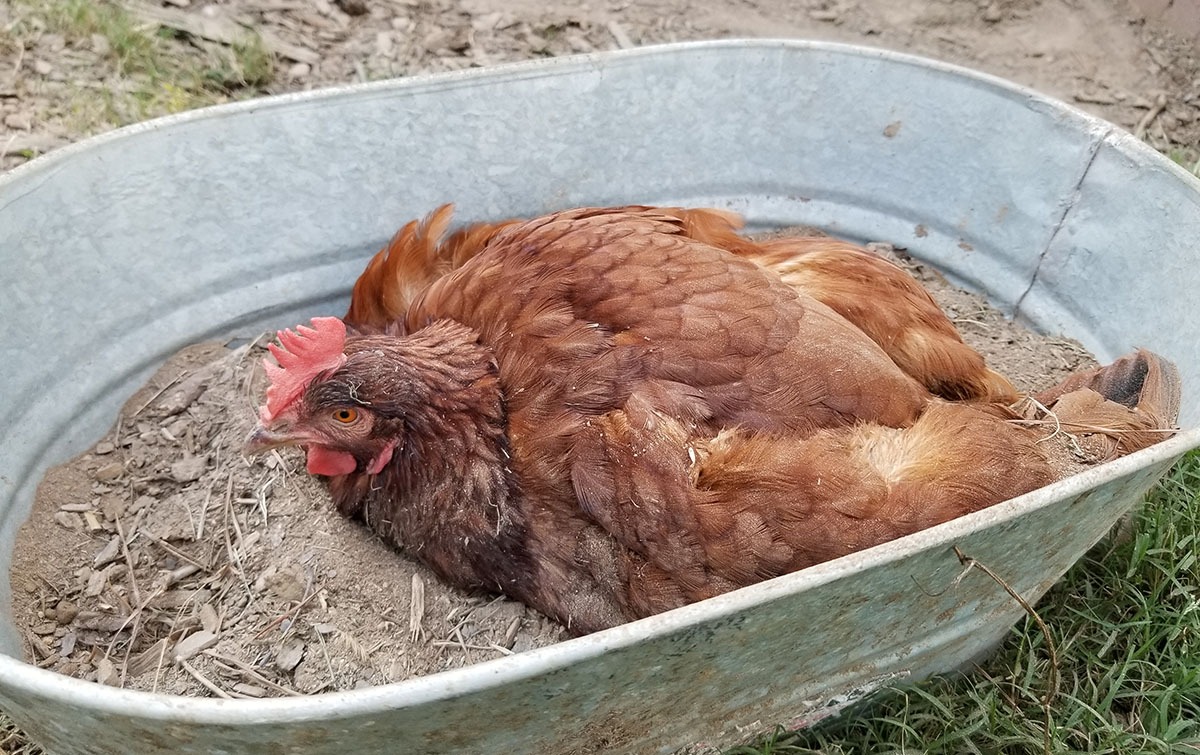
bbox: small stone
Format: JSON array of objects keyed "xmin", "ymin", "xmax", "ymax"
[
  {"xmin": 166, "ymin": 418, "xmax": 190, "ymax": 439},
  {"xmin": 374, "ymin": 31, "xmax": 394, "ymax": 57},
  {"xmin": 41, "ymin": 33, "xmax": 66, "ymax": 52},
  {"xmin": 53, "ymin": 511, "xmax": 83, "ymax": 530},
  {"xmin": 511, "ymin": 634, "xmax": 536, "ymax": 653},
  {"xmin": 169, "ymin": 455, "xmax": 207, "ymax": 483},
  {"xmin": 90, "ymin": 33, "xmax": 110, "ymax": 56},
  {"xmin": 54, "ymin": 601, "xmax": 78, "ymax": 625},
  {"xmin": 100, "ymin": 496, "xmax": 126, "ymax": 521},
  {"xmin": 3, "ymin": 112, "xmax": 31, "ymax": 130},
  {"xmin": 982, "ymin": 2, "xmax": 1002, "ymax": 22},
  {"xmin": 129, "ymin": 495, "xmax": 156, "ymax": 515},
  {"xmin": 262, "ymin": 565, "xmax": 305, "ymax": 602},
  {"xmin": 312, "ymin": 622, "xmax": 337, "ymax": 635},
  {"xmin": 199, "ymin": 603, "xmax": 220, "ymax": 634},
  {"xmin": 157, "ymin": 374, "xmax": 207, "ymax": 416},
  {"xmin": 95, "ymin": 657, "xmax": 120, "ymax": 686},
  {"xmin": 32, "ymin": 59, "xmax": 53, "ymax": 75},
  {"xmin": 94, "ymin": 462, "xmax": 124, "ymax": 482},
  {"xmin": 288, "ymin": 62, "xmax": 311, "ymax": 79},
  {"xmin": 275, "ymin": 639, "xmax": 305, "ymax": 672}
]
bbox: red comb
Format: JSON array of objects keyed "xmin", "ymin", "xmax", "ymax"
[{"xmin": 260, "ymin": 317, "xmax": 348, "ymax": 422}]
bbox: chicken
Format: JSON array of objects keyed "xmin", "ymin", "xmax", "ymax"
[{"xmin": 244, "ymin": 205, "xmax": 1180, "ymax": 635}]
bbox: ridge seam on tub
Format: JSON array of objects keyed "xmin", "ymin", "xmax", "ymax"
[{"xmin": 1013, "ymin": 123, "xmax": 1114, "ymax": 319}]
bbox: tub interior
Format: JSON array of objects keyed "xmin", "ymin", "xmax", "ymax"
[{"xmin": 1, "ymin": 40, "xmax": 1199, "ymax": 752}]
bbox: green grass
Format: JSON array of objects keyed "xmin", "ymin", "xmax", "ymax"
[
  {"xmin": 8, "ymin": 0, "xmax": 275, "ymax": 137},
  {"xmin": 1168, "ymin": 149, "xmax": 1200, "ymax": 179},
  {"xmin": 732, "ymin": 450, "xmax": 1200, "ymax": 754}
]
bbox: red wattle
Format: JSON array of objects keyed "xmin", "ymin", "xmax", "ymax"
[
  {"xmin": 306, "ymin": 446, "xmax": 358, "ymax": 476},
  {"xmin": 366, "ymin": 441, "xmax": 397, "ymax": 475}
]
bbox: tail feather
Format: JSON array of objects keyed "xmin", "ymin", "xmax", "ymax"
[
  {"xmin": 1032, "ymin": 349, "xmax": 1181, "ymax": 459},
  {"xmin": 344, "ymin": 205, "xmax": 518, "ymax": 332}
]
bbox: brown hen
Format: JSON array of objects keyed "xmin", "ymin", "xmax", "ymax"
[{"xmin": 245, "ymin": 205, "xmax": 1179, "ymax": 634}]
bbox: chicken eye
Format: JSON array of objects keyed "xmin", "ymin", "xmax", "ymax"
[{"xmin": 332, "ymin": 407, "xmax": 359, "ymax": 424}]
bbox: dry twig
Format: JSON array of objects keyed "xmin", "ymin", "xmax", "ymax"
[{"xmin": 952, "ymin": 546, "xmax": 1059, "ymax": 755}]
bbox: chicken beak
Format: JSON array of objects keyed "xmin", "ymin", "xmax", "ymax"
[{"xmin": 243, "ymin": 424, "xmax": 298, "ymax": 457}]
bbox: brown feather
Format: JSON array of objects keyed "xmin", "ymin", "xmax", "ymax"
[
  {"xmin": 743, "ymin": 238, "xmax": 1018, "ymax": 402},
  {"xmin": 251, "ymin": 205, "xmax": 1181, "ymax": 636},
  {"xmin": 344, "ymin": 204, "xmax": 520, "ymax": 332}
]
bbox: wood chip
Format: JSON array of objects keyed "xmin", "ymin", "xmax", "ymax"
[
  {"xmin": 59, "ymin": 631, "xmax": 77, "ymax": 657},
  {"xmin": 94, "ymin": 462, "xmax": 124, "ymax": 482},
  {"xmin": 93, "ymin": 536, "xmax": 122, "ymax": 568},
  {"xmin": 126, "ymin": 638, "xmax": 170, "ymax": 677},
  {"xmin": 199, "ymin": 603, "xmax": 221, "ymax": 634},
  {"xmin": 232, "ymin": 683, "xmax": 267, "ymax": 698},
  {"xmin": 173, "ymin": 630, "xmax": 219, "ymax": 663},
  {"xmin": 606, "ymin": 20, "xmax": 634, "ymax": 49},
  {"xmin": 84, "ymin": 568, "xmax": 108, "ymax": 597},
  {"xmin": 24, "ymin": 631, "xmax": 53, "ymax": 660},
  {"xmin": 83, "ymin": 511, "xmax": 103, "ymax": 532},
  {"xmin": 163, "ymin": 563, "xmax": 201, "ymax": 588},
  {"xmin": 74, "ymin": 611, "xmax": 131, "ymax": 633}
]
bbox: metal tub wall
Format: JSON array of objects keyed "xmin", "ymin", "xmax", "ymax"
[{"xmin": 0, "ymin": 40, "xmax": 1198, "ymax": 754}]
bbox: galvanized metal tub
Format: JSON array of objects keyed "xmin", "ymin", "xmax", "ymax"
[{"xmin": 1, "ymin": 39, "xmax": 1198, "ymax": 754}]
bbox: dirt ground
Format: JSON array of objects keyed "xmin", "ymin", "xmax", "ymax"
[
  {"xmin": 1, "ymin": 0, "xmax": 1199, "ymax": 171},
  {"xmin": 1, "ymin": 0, "xmax": 1198, "ymax": 747}
]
